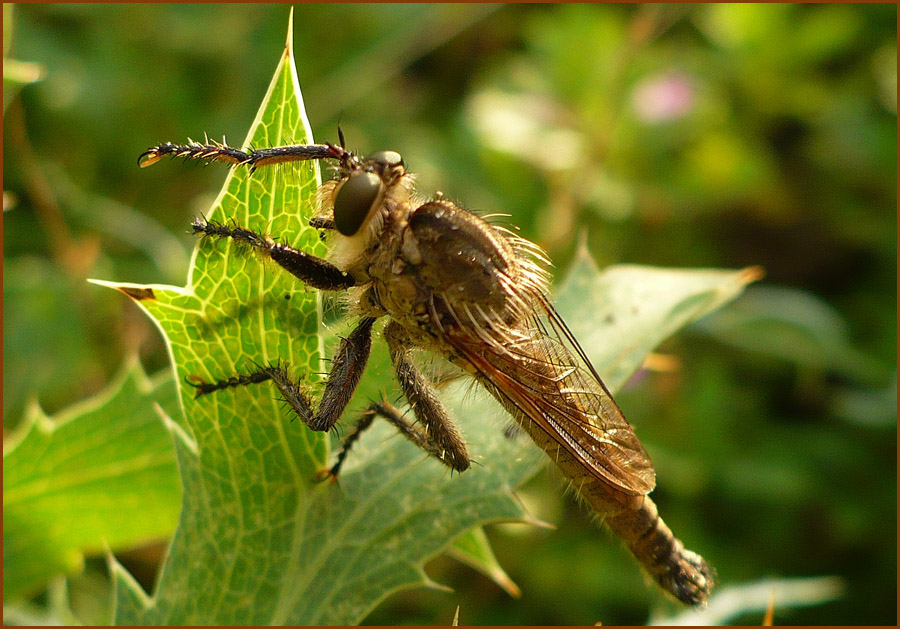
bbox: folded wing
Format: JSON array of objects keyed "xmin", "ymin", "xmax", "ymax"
[{"xmin": 446, "ymin": 292, "xmax": 656, "ymax": 496}]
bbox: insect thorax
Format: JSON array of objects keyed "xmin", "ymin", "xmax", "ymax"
[{"xmin": 347, "ymin": 196, "xmax": 547, "ymax": 356}]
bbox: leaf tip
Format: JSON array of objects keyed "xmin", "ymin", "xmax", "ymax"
[
  {"xmin": 501, "ymin": 578, "xmax": 522, "ymax": 599},
  {"xmin": 89, "ymin": 278, "xmax": 158, "ymax": 301},
  {"xmin": 640, "ymin": 352, "xmax": 681, "ymax": 374},
  {"xmin": 154, "ymin": 402, "xmax": 199, "ymax": 456},
  {"xmin": 739, "ymin": 265, "xmax": 766, "ymax": 285},
  {"xmin": 285, "ymin": 7, "xmax": 295, "ymax": 55},
  {"xmin": 423, "ymin": 576, "xmax": 455, "ymax": 594},
  {"xmin": 110, "ymin": 552, "xmax": 154, "ymax": 619},
  {"xmin": 573, "ymin": 230, "xmax": 597, "ymax": 268},
  {"xmin": 762, "ymin": 586, "xmax": 776, "ymax": 626},
  {"xmin": 118, "ymin": 286, "xmax": 157, "ymax": 301}
]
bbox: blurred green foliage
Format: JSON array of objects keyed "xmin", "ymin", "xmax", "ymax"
[{"xmin": 3, "ymin": 4, "xmax": 895, "ymax": 626}]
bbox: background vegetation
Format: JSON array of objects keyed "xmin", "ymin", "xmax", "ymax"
[{"xmin": 3, "ymin": 4, "xmax": 896, "ymax": 625}]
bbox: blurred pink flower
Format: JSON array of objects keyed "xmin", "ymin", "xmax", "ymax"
[{"xmin": 632, "ymin": 73, "xmax": 695, "ymax": 123}]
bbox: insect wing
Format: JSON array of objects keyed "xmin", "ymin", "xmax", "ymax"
[{"xmin": 452, "ymin": 295, "xmax": 656, "ymax": 496}]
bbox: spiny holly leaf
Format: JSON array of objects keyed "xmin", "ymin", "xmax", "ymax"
[
  {"xmin": 92, "ymin": 13, "xmax": 759, "ymax": 625},
  {"xmin": 2, "ymin": 361, "xmax": 179, "ymax": 601},
  {"xmin": 555, "ymin": 241, "xmax": 765, "ymax": 393},
  {"xmin": 96, "ymin": 13, "xmax": 327, "ymax": 625},
  {"xmin": 446, "ymin": 528, "xmax": 522, "ymax": 599}
]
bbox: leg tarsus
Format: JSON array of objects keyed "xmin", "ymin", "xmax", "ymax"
[
  {"xmin": 372, "ymin": 400, "xmax": 470, "ymax": 472},
  {"xmin": 189, "ymin": 317, "xmax": 376, "ymax": 433},
  {"xmin": 139, "ymin": 141, "xmax": 338, "ymax": 169},
  {"xmin": 322, "ymin": 407, "xmax": 378, "ymax": 480},
  {"xmin": 185, "ymin": 369, "xmax": 276, "ymax": 398},
  {"xmin": 326, "ymin": 391, "xmax": 471, "ymax": 480}
]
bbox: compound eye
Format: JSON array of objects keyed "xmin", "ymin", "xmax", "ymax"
[
  {"xmin": 334, "ymin": 171, "xmax": 382, "ymax": 236},
  {"xmin": 367, "ymin": 150, "xmax": 404, "ymax": 169}
]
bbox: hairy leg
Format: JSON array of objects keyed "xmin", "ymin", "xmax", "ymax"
[{"xmin": 189, "ymin": 317, "xmax": 376, "ymax": 432}]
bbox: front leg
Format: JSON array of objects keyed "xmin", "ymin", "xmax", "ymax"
[
  {"xmin": 192, "ymin": 217, "xmax": 356, "ymax": 290},
  {"xmin": 189, "ymin": 317, "xmax": 377, "ymax": 432}
]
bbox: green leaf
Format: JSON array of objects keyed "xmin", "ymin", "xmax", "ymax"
[
  {"xmin": 3, "ymin": 577, "xmax": 81, "ymax": 626},
  {"xmin": 3, "ymin": 58, "xmax": 44, "ymax": 87},
  {"xmin": 2, "ymin": 361, "xmax": 180, "ymax": 601},
  {"xmin": 3, "ymin": 4, "xmax": 12, "ymax": 59},
  {"xmin": 89, "ymin": 14, "xmax": 758, "ymax": 625},
  {"xmin": 446, "ymin": 528, "xmax": 521, "ymax": 599},
  {"xmin": 648, "ymin": 575, "xmax": 845, "ymax": 625},
  {"xmin": 3, "ymin": 5, "xmax": 44, "ymax": 115},
  {"xmin": 94, "ymin": 13, "xmax": 330, "ymax": 626},
  {"xmin": 690, "ymin": 285, "xmax": 891, "ymax": 383},
  {"xmin": 554, "ymin": 240, "xmax": 763, "ymax": 392}
]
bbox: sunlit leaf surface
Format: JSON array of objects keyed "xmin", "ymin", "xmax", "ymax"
[{"xmin": 2, "ymin": 362, "xmax": 180, "ymax": 600}]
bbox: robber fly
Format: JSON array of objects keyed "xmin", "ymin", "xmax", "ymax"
[{"xmin": 139, "ymin": 134, "xmax": 713, "ymax": 606}]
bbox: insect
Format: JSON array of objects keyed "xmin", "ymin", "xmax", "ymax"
[{"xmin": 139, "ymin": 133, "xmax": 713, "ymax": 606}]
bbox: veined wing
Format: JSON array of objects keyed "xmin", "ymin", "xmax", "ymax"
[{"xmin": 446, "ymin": 292, "xmax": 656, "ymax": 496}]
